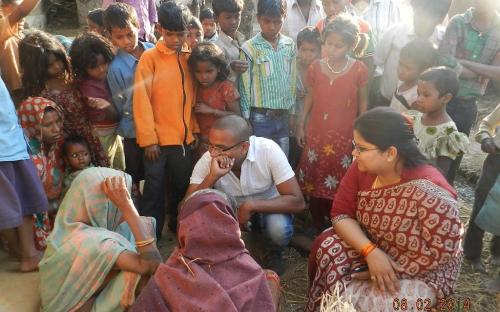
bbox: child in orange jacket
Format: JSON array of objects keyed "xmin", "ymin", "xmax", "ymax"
[{"xmin": 133, "ymin": 1, "xmax": 198, "ymax": 238}]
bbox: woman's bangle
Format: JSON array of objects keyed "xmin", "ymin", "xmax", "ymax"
[
  {"xmin": 135, "ymin": 237, "xmax": 155, "ymax": 248},
  {"xmin": 360, "ymin": 242, "xmax": 377, "ymax": 258}
]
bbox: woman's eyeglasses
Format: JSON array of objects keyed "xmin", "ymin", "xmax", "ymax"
[{"xmin": 352, "ymin": 140, "xmax": 378, "ymax": 153}]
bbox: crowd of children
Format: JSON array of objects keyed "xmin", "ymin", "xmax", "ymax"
[{"xmin": 0, "ymin": 0, "xmax": 499, "ymax": 308}]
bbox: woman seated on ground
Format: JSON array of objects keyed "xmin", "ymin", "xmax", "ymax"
[
  {"xmin": 17, "ymin": 97, "xmax": 65, "ymax": 250},
  {"xmin": 306, "ymin": 108, "xmax": 463, "ymax": 312},
  {"xmin": 131, "ymin": 189, "xmax": 280, "ymax": 312},
  {"xmin": 39, "ymin": 167, "xmax": 161, "ymax": 312}
]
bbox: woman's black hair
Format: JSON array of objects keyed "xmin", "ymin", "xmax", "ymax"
[
  {"xmin": 87, "ymin": 8, "xmax": 104, "ymax": 27},
  {"xmin": 400, "ymin": 38, "xmax": 438, "ymax": 72},
  {"xmin": 354, "ymin": 107, "xmax": 428, "ymax": 168},
  {"xmin": 188, "ymin": 42, "xmax": 230, "ymax": 82},
  {"xmin": 62, "ymin": 135, "xmax": 91, "ymax": 158},
  {"xmin": 323, "ymin": 13, "xmax": 368, "ymax": 58},
  {"xmin": 19, "ymin": 29, "xmax": 72, "ymax": 98},
  {"xmin": 69, "ymin": 32, "xmax": 115, "ymax": 81},
  {"xmin": 158, "ymin": 1, "xmax": 191, "ymax": 31}
]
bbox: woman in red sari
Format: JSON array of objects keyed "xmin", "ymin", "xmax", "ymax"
[{"xmin": 306, "ymin": 108, "xmax": 463, "ymax": 312}]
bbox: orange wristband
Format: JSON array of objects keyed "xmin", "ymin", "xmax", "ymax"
[{"xmin": 361, "ymin": 242, "xmax": 377, "ymax": 258}]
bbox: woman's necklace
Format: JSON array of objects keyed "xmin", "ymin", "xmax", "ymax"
[
  {"xmin": 372, "ymin": 175, "xmax": 401, "ymax": 189},
  {"xmin": 324, "ymin": 56, "xmax": 350, "ymax": 75}
]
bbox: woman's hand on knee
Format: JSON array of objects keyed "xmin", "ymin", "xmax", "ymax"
[
  {"xmin": 365, "ymin": 248, "xmax": 402, "ymax": 295},
  {"xmin": 102, "ymin": 176, "xmax": 135, "ymax": 214}
]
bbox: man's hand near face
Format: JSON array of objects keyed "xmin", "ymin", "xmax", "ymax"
[{"xmin": 208, "ymin": 155, "xmax": 235, "ymax": 180}]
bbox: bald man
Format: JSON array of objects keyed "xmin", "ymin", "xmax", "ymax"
[{"xmin": 185, "ymin": 115, "xmax": 305, "ymax": 275}]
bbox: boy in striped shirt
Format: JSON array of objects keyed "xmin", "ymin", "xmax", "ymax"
[{"xmin": 239, "ymin": 0, "xmax": 296, "ymax": 157}]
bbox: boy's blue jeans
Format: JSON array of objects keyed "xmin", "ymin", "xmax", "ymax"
[{"xmin": 249, "ymin": 109, "xmax": 289, "ymax": 157}]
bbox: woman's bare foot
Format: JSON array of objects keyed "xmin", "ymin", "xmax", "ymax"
[
  {"xmin": 265, "ymin": 269, "xmax": 282, "ymax": 311},
  {"xmin": 18, "ymin": 252, "xmax": 43, "ymax": 272}
]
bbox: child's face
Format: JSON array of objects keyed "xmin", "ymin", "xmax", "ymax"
[
  {"xmin": 159, "ymin": 27, "xmax": 188, "ymax": 51},
  {"xmin": 298, "ymin": 41, "xmax": 321, "ymax": 66},
  {"xmin": 257, "ymin": 15, "xmax": 284, "ymax": 42},
  {"xmin": 41, "ymin": 109, "xmax": 63, "ymax": 145},
  {"xmin": 194, "ymin": 60, "xmax": 219, "ymax": 88},
  {"xmin": 321, "ymin": 0, "xmax": 348, "ymax": 18},
  {"xmin": 323, "ymin": 32, "xmax": 351, "ymax": 61},
  {"xmin": 86, "ymin": 54, "xmax": 109, "ymax": 81},
  {"xmin": 86, "ymin": 18, "xmax": 105, "ymax": 36},
  {"xmin": 187, "ymin": 27, "xmax": 203, "ymax": 49},
  {"xmin": 201, "ymin": 18, "xmax": 217, "ymax": 38},
  {"xmin": 415, "ymin": 80, "xmax": 448, "ymax": 113},
  {"xmin": 216, "ymin": 11, "xmax": 241, "ymax": 37},
  {"xmin": 397, "ymin": 56, "xmax": 420, "ymax": 84},
  {"xmin": 109, "ymin": 24, "xmax": 139, "ymax": 54},
  {"xmin": 65, "ymin": 143, "xmax": 91, "ymax": 171},
  {"xmin": 47, "ymin": 53, "xmax": 66, "ymax": 79}
]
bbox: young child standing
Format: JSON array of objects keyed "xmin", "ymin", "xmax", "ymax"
[
  {"xmin": 188, "ymin": 42, "xmax": 241, "ymax": 158},
  {"xmin": 239, "ymin": 0, "xmax": 297, "ymax": 156},
  {"xmin": 289, "ymin": 26, "xmax": 321, "ymax": 168},
  {"xmin": 296, "ymin": 14, "xmax": 368, "ymax": 231},
  {"xmin": 212, "ymin": 0, "xmax": 248, "ymax": 82},
  {"xmin": 104, "ymin": 3, "xmax": 155, "ymax": 193},
  {"xmin": 70, "ymin": 32, "xmax": 124, "ymax": 170},
  {"xmin": 413, "ymin": 67, "xmax": 469, "ymax": 183},
  {"xmin": 18, "ymin": 29, "xmax": 109, "ymax": 167},
  {"xmin": 134, "ymin": 1, "xmax": 198, "ymax": 238},
  {"xmin": 373, "ymin": 0, "xmax": 451, "ymax": 107},
  {"xmin": 187, "ymin": 16, "xmax": 203, "ymax": 49},
  {"xmin": 0, "ymin": 77, "xmax": 49, "ymax": 272},
  {"xmin": 200, "ymin": 7, "xmax": 218, "ymax": 43},
  {"xmin": 101, "ymin": 0, "xmax": 158, "ymax": 43},
  {"xmin": 389, "ymin": 38, "xmax": 438, "ymax": 113}
]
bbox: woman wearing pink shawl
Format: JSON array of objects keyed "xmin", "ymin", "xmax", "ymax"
[{"xmin": 131, "ymin": 189, "xmax": 278, "ymax": 312}]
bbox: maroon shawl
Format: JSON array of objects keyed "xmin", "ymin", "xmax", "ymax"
[{"xmin": 131, "ymin": 190, "xmax": 275, "ymax": 312}]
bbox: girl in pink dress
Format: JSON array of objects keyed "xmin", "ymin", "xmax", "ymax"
[{"xmin": 296, "ymin": 14, "xmax": 368, "ymax": 231}]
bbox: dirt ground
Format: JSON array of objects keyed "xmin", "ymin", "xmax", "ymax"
[{"xmin": 1, "ymin": 1, "xmax": 499, "ymax": 309}]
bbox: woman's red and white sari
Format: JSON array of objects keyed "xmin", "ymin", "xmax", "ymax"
[{"xmin": 306, "ymin": 162, "xmax": 463, "ymax": 312}]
